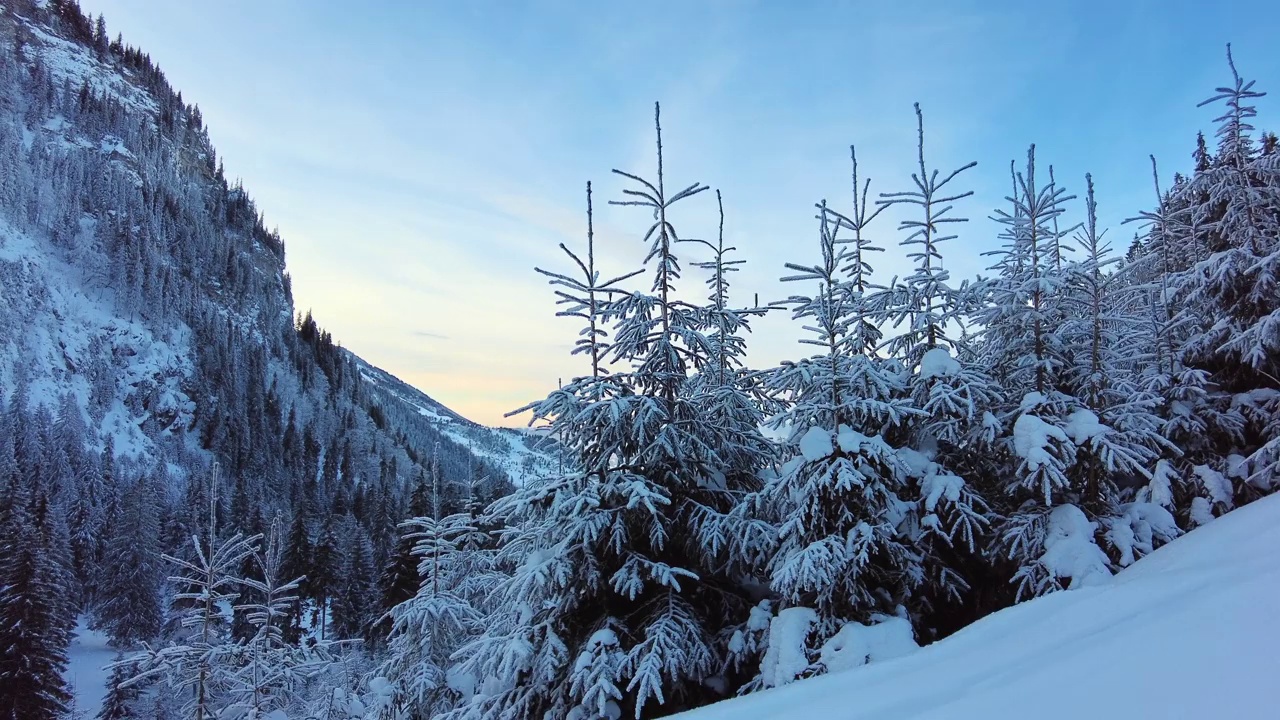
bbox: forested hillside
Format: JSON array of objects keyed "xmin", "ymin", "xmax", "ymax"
[{"xmin": 0, "ymin": 3, "xmax": 551, "ymax": 717}]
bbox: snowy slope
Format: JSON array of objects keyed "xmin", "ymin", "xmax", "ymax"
[
  {"xmin": 677, "ymin": 493, "xmax": 1280, "ymax": 720},
  {"xmin": 354, "ymin": 354, "xmax": 558, "ymax": 486},
  {"xmin": 65, "ymin": 618, "xmax": 115, "ymax": 719},
  {"xmin": 0, "ymin": 5, "xmax": 554, "ymax": 491}
]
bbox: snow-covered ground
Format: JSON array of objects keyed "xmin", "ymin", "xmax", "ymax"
[
  {"xmin": 65, "ymin": 618, "xmax": 115, "ymax": 719},
  {"xmin": 677, "ymin": 492, "xmax": 1280, "ymax": 719}
]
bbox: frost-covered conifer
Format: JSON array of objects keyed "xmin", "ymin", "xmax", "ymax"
[
  {"xmin": 0, "ymin": 482, "xmax": 73, "ymax": 720},
  {"xmin": 981, "ymin": 148, "xmax": 1099, "ymax": 598},
  {"xmin": 1059, "ymin": 175, "xmax": 1181, "ymax": 561},
  {"xmin": 125, "ymin": 466, "xmax": 260, "ymax": 720},
  {"xmin": 97, "ymin": 652, "xmax": 139, "ymax": 720},
  {"xmin": 744, "ymin": 196, "xmax": 921, "ymax": 685},
  {"xmin": 451, "ymin": 104, "xmax": 768, "ymax": 719},
  {"xmin": 1174, "ymin": 46, "xmax": 1280, "ymax": 496},
  {"xmin": 378, "ymin": 468, "xmax": 498, "ymax": 718},
  {"xmin": 861, "ymin": 113, "xmax": 994, "ymax": 626},
  {"xmin": 331, "ymin": 515, "xmax": 377, "ymax": 642},
  {"xmin": 224, "ymin": 515, "xmax": 332, "ymax": 719},
  {"xmin": 94, "ymin": 474, "xmax": 165, "ymax": 646},
  {"xmin": 1118, "ymin": 160, "xmax": 1234, "ymax": 528},
  {"xmin": 982, "ymin": 152, "xmax": 1184, "ymax": 598}
]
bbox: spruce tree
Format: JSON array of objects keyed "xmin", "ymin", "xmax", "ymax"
[
  {"xmin": 0, "ymin": 484, "xmax": 72, "ymax": 720},
  {"xmin": 97, "ymin": 653, "xmax": 138, "ymax": 720},
  {"xmin": 330, "ymin": 515, "xmax": 376, "ymax": 641},
  {"xmin": 1060, "ymin": 174, "xmax": 1180, "ymax": 562},
  {"xmin": 125, "ymin": 466, "xmax": 260, "ymax": 720},
  {"xmin": 1176, "ymin": 46, "xmax": 1280, "ymax": 494},
  {"xmin": 379, "ymin": 469, "xmax": 497, "ymax": 717},
  {"xmin": 278, "ymin": 509, "xmax": 312, "ymax": 644},
  {"xmin": 226, "ymin": 516, "xmax": 329, "ymax": 719},
  {"xmin": 94, "ymin": 475, "xmax": 165, "ymax": 646},
  {"xmin": 452, "ymin": 105, "xmax": 769, "ymax": 718},
  {"xmin": 747, "ymin": 200, "xmax": 922, "ymax": 686},
  {"xmin": 863, "ymin": 113, "xmax": 997, "ymax": 628}
]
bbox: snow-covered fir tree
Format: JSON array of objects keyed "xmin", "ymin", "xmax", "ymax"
[
  {"xmin": 979, "ymin": 146, "xmax": 1107, "ymax": 599},
  {"xmin": 450, "ymin": 105, "xmax": 771, "ymax": 719},
  {"xmin": 742, "ymin": 197, "xmax": 922, "ymax": 687},
  {"xmin": 378, "ymin": 466, "xmax": 500, "ymax": 717},
  {"xmin": 0, "ymin": 478, "xmax": 74, "ymax": 720},
  {"xmin": 97, "ymin": 653, "xmax": 141, "ymax": 720},
  {"xmin": 124, "ymin": 467, "xmax": 260, "ymax": 719},
  {"xmin": 224, "ymin": 515, "xmax": 334, "ymax": 719},
  {"xmin": 1167, "ymin": 46, "xmax": 1280, "ymax": 499},
  {"xmin": 978, "ymin": 147, "xmax": 1186, "ymax": 600},
  {"xmin": 331, "ymin": 513, "xmax": 378, "ymax": 643},
  {"xmin": 864, "ymin": 110, "xmax": 997, "ymax": 629},
  {"xmin": 93, "ymin": 473, "xmax": 165, "ymax": 647},
  {"xmin": 1059, "ymin": 174, "xmax": 1181, "ymax": 564}
]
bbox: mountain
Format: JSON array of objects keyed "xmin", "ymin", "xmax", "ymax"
[
  {"xmin": 674, "ymin": 491, "xmax": 1280, "ymax": 720},
  {"xmin": 353, "ymin": 352, "xmax": 558, "ymax": 487},
  {"xmin": 0, "ymin": 1, "xmax": 549, "ymax": 535}
]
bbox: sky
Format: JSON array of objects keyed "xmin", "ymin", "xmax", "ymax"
[{"xmin": 79, "ymin": 0, "xmax": 1280, "ymax": 426}]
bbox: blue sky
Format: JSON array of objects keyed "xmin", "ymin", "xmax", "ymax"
[{"xmin": 80, "ymin": 0, "xmax": 1280, "ymax": 425}]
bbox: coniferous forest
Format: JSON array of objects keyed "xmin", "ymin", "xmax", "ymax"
[{"xmin": 0, "ymin": 2, "xmax": 1277, "ymax": 719}]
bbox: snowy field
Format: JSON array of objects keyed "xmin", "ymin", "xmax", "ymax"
[
  {"xmin": 677, "ymin": 492, "xmax": 1280, "ymax": 720},
  {"xmin": 66, "ymin": 618, "xmax": 115, "ymax": 719}
]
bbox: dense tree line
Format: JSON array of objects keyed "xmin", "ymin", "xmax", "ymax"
[{"xmin": 388, "ymin": 52, "xmax": 1274, "ymax": 720}]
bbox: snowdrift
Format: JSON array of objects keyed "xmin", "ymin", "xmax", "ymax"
[{"xmin": 678, "ymin": 493, "xmax": 1280, "ymax": 719}]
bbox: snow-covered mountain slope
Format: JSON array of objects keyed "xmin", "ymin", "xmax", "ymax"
[
  {"xmin": 354, "ymin": 354, "xmax": 558, "ymax": 486},
  {"xmin": 677, "ymin": 492, "xmax": 1280, "ymax": 720},
  {"xmin": 0, "ymin": 2, "xmax": 551, "ymax": 497}
]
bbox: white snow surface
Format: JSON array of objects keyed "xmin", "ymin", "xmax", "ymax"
[
  {"xmin": 1012, "ymin": 412, "xmax": 1068, "ymax": 472},
  {"xmin": 799, "ymin": 426, "xmax": 834, "ymax": 462},
  {"xmin": 918, "ymin": 347, "xmax": 961, "ymax": 379},
  {"xmin": 676, "ymin": 492, "xmax": 1280, "ymax": 719},
  {"xmin": 817, "ymin": 616, "xmax": 918, "ymax": 675},
  {"xmin": 1040, "ymin": 504, "xmax": 1112, "ymax": 589},
  {"xmin": 65, "ymin": 617, "xmax": 115, "ymax": 718}
]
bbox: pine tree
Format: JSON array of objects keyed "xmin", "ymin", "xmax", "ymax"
[
  {"xmin": 97, "ymin": 652, "xmax": 138, "ymax": 720},
  {"xmin": 756, "ymin": 199, "xmax": 921, "ymax": 651},
  {"xmin": 980, "ymin": 146, "xmax": 1092, "ymax": 599},
  {"xmin": 58, "ymin": 394, "xmax": 103, "ymax": 608},
  {"xmin": 125, "ymin": 466, "xmax": 260, "ymax": 720},
  {"xmin": 1175, "ymin": 46, "xmax": 1280, "ymax": 494},
  {"xmin": 0, "ymin": 484, "xmax": 73, "ymax": 720},
  {"xmin": 93, "ymin": 475, "xmax": 165, "ymax": 646},
  {"xmin": 451, "ymin": 104, "xmax": 768, "ymax": 719}
]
